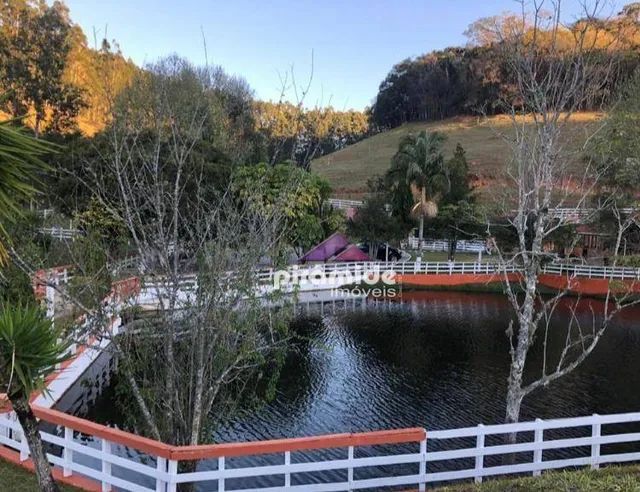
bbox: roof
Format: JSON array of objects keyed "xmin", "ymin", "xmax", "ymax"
[
  {"xmin": 332, "ymin": 244, "xmax": 371, "ymax": 262},
  {"xmin": 300, "ymin": 232, "xmax": 350, "ymax": 262}
]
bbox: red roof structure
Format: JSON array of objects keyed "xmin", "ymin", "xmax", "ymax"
[
  {"xmin": 300, "ymin": 232, "xmax": 370, "ymax": 263},
  {"xmin": 333, "ymin": 244, "xmax": 371, "ymax": 262}
]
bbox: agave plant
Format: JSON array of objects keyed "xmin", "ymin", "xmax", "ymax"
[
  {"xmin": 0, "ymin": 305, "xmax": 71, "ymax": 492},
  {"xmin": 0, "ymin": 118, "xmax": 54, "ymax": 265}
]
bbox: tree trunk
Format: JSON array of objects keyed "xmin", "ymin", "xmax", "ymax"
[
  {"xmin": 503, "ymin": 361, "xmax": 525, "ymax": 464},
  {"xmin": 11, "ymin": 396, "xmax": 60, "ymax": 492},
  {"xmin": 448, "ymin": 238, "xmax": 457, "ymax": 261},
  {"xmin": 418, "ymin": 187, "xmax": 426, "ymax": 246},
  {"xmin": 178, "ymin": 460, "xmax": 197, "ymax": 492}
]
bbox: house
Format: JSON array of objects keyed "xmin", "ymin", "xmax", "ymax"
[{"xmin": 300, "ymin": 232, "xmax": 370, "ymax": 263}]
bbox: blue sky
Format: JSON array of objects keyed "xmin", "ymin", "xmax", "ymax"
[{"xmin": 63, "ymin": 0, "xmax": 622, "ymax": 110}]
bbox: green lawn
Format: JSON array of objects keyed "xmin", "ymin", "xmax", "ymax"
[
  {"xmin": 312, "ymin": 112, "xmax": 603, "ymax": 200},
  {"xmin": 405, "ymin": 251, "xmax": 497, "ymax": 263},
  {"xmin": 0, "ymin": 459, "xmax": 80, "ymax": 492},
  {"xmin": 436, "ymin": 465, "xmax": 640, "ymax": 491}
]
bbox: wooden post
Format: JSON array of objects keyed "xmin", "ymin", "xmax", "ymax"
[
  {"xmin": 63, "ymin": 426, "xmax": 73, "ymax": 477},
  {"xmin": 533, "ymin": 418, "xmax": 543, "ymax": 476},
  {"xmin": 474, "ymin": 424, "xmax": 484, "ymax": 484},
  {"xmin": 101, "ymin": 439, "xmax": 112, "ymax": 492},
  {"xmin": 591, "ymin": 414, "xmax": 601, "ymax": 470}
]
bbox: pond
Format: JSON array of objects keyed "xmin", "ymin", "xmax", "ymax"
[{"xmin": 69, "ymin": 291, "xmax": 640, "ymax": 441}]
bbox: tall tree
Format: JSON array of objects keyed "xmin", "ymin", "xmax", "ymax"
[
  {"xmin": 424, "ymin": 144, "xmax": 480, "ymax": 260},
  {"xmin": 486, "ymin": 0, "xmax": 639, "ymax": 435},
  {"xmin": 388, "ymin": 131, "xmax": 448, "ymax": 244},
  {"xmin": 0, "ymin": 0, "xmax": 84, "ymax": 136},
  {"xmin": 65, "ymin": 59, "xmax": 295, "ymax": 471}
]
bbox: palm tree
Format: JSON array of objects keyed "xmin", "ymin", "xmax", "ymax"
[
  {"xmin": 0, "ymin": 119, "xmax": 53, "ymax": 265},
  {"xmin": 0, "ymin": 306, "xmax": 71, "ymax": 492},
  {"xmin": 389, "ymin": 131, "xmax": 448, "ymax": 244}
]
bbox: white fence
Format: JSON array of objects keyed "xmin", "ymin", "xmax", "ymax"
[
  {"xmin": 141, "ymin": 261, "xmax": 640, "ymax": 299},
  {"xmin": 404, "ymin": 238, "xmax": 489, "ymax": 253},
  {"xmin": 38, "ymin": 227, "xmax": 82, "ymax": 240},
  {"xmin": 542, "ymin": 263, "xmax": 640, "ymax": 280},
  {"xmin": 3, "ymin": 410, "xmax": 640, "ymax": 491},
  {"xmin": 327, "ymin": 198, "xmax": 364, "ymax": 210}
]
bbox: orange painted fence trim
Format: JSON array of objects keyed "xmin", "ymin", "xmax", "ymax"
[
  {"xmin": 5, "ymin": 404, "xmax": 425, "ymax": 463},
  {"xmin": 1, "ymin": 406, "xmax": 425, "ymax": 490},
  {"xmin": 171, "ymin": 427, "xmax": 426, "ymax": 460},
  {"xmin": 398, "ymin": 273, "xmax": 640, "ymax": 297},
  {"xmin": 32, "ymin": 406, "xmax": 174, "ymax": 459},
  {"xmin": 398, "ymin": 273, "xmax": 519, "ymax": 287}
]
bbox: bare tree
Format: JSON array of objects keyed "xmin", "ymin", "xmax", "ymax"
[
  {"xmin": 57, "ymin": 57, "xmax": 300, "ymax": 469},
  {"xmin": 485, "ymin": 0, "xmax": 640, "ymax": 429}
]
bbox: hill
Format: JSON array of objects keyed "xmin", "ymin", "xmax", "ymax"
[{"xmin": 311, "ymin": 112, "xmax": 604, "ymax": 199}]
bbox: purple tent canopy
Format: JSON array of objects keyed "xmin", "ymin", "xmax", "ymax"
[
  {"xmin": 300, "ymin": 232, "xmax": 350, "ymax": 263},
  {"xmin": 333, "ymin": 244, "xmax": 371, "ymax": 262}
]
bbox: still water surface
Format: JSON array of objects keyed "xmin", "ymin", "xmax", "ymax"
[{"xmin": 78, "ymin": 291, "xmax": 640, "ymax": 440}]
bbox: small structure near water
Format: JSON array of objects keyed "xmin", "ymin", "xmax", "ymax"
[{"xmin": 300, "ymin": 232, "xmax": 370, "ymax": 263}]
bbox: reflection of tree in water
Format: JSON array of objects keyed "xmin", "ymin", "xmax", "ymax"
[
  {"xmin": 337, "ymin": 292, "xmax": 515, "ymax": 378},
  {"xmin": 274, "ymin": 315, "xmax": 327, "ymax": 405}
]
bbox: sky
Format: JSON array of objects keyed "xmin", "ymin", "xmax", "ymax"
[{"xmin": 62, "ymin": 0, "xmax": 623, "ymax": 110}]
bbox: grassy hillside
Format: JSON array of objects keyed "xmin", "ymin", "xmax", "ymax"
[{"xmin": 312, "ymin": 112, "xmax": 604, "ymax": 199}]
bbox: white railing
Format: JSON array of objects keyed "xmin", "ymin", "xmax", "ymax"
[
  {"xmin": 327, "ymin": 198, "xmax": 364, "ymax": 210},
  {"xmin": 424, "ymin": 411, "xmax": 640, "ymax": 484},
  {"xmin": 542, "ymin": 263, "xmax": 640, "ymax": 280},
  {"xmin": 404, "ymin": 238, "xmax": 489, "ymax": 253},
  {"xmin": 3, "ymin": 409, "xmax": 640, "ymax": 491},
  {"xmin": 139, "ymin": 261, "xmax": 640, "ymax": 298},
  {"xmin": 38, "ymin": 227, "xmax": 82, "ymax": 240}
]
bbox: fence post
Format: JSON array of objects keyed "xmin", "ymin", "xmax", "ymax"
[
  {"xmin": 347, "ymin": 445, "xmax": 355, "ymax": 489},
  {"xmin": 167, "ymin": 459, "xmax": 178, "ymax": 492},
  {"xmin": 63, "ymin": 426, "xmax": 73, "ymax": 477},
  {"xmin": 156, "ymin": 457, "xmax": 167, "ymax": 492},
  {"xmin": 419, "ymin": 436, "xmax": 427, "ymax": 492},
  {"xmin": 533, "ymin": 418, "xmax": 543, "ymax": 476},
  {"xmin": 101, "ymin": 439, "xmax": 112, "ymax": 492},
  {"xmin": 474, "ymin": 424, "xmax": 485, "ymax": 484},
  {"xmin": 284, "ymin": 451, "xmax": 291, "ymax": 488},
  {"xmin": 19, "ymin": 430, "xmax": 29, "ymax": 461},
  {"xmin": 218, "ymin": 456, "xmax": 225, "ymax": 492},
  {"xmin": 591, "ymin": 414, "xmax": 601, "ymax": 470}
]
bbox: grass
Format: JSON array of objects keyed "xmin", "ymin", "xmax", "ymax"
[
  {"xmin": 312, "ymin": 112, "xmax": 604, "ymax": 199},
  {"xmin": 405, "ymin": 251, "xmax": 497, "ymax": 262},
  {"xmin": 0, "ymin": 458, "xmax": 80, "ymax": 492},
  {"xmin": 435, "ymin": 465, "xmax": 640, "ymax": 491}
]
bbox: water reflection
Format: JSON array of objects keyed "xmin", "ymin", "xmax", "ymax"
[
  {"xmin": 207, "ymin": 291, "xmax": 640, "ymax": 442},
  {"xmin": 67, "ymin": 291, "xmax": 640, "ymax": 489}
]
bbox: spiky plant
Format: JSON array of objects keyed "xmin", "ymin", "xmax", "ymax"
[
  {"xmin": 0, "ymin": 119, "xmax": 54, "ymax": 264},
  {"xmin": 0, "ymin": 305, "xmax": 71, "ymax": 492}
]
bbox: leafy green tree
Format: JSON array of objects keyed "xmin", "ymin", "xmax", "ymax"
[
  {"xmin": 388, "ymin": 131, "xmax": 448, "ymax": 243},
  {"xmin": 589, "ymin": 70, "xmax": 640, "ymax": 252},
  {"xmin": 233, "ymin": 162, "xmax": 342, "ymax": 255},
  {"xmin": 0, "ymin": 1, "xmax": 85, "ymax": 136},
  {"xmin": 0, "ymin": 305, "xmax": 71, "ymax": 492},
  {"xmin": 347, "ymin": 200, "xmax": 401, "ymax": 260},
  {"xmin": 424, "ymin": 144, "xmax": 480, "ymax": 260}
]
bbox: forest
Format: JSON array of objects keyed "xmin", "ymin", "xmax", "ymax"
[{"xmin": 370, "ymin": 3, "xmax": 640, "ymax": 128}]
